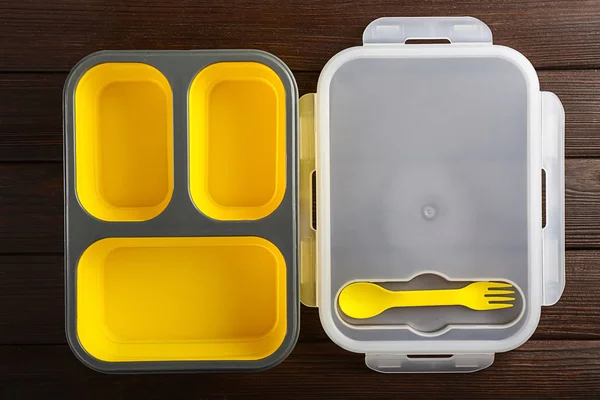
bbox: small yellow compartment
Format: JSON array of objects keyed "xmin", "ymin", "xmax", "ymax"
[
  {"xmin": 75, "ymin": 63, "xmax": 174, "ymax": 221},
  {"xmin": 189, "ymin": 62, "xmax": 286, "ymax": 220},
  {"xmin": 77, "ymin": 236, "xmax": 287, "ymax": 362}
]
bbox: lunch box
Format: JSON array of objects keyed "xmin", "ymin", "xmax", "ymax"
[{"xmin": 64, "ymin": 17, "xmax": 565, "ymax": 373}]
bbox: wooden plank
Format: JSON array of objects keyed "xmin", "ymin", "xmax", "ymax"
[
  {"xmin": 1, "ymin": 70, "xmax": 600, "ymax": 161},
  {"xmin": 540, "ymin": 70, "xmax": 600, "ymax": 158},
  {"xmin": 1, "ymin": 1, "xmax": 600, "ymax": 72},
  {"xmin": 0, "ymin": 251, "xmax": 598, "ymax": 345},
  {"xmin": 1, "ymin": 159, "xmax": 599, "ymax": 253},
  {"xmin": 0, "ymin": 163, "xmax": 63, "ymax": 254},
  {"xmin": 0, "ymin": 255, "xmax": 64, "ymax": 344},
  {"xmin": 535, "ymin": 251, "xmax": 600, "ymax": 339},
  {"xmin": 0, "ymin": 73, "xmax": 65, "ymax": 161},
  {"xmin": 565, "ymin": 159, "xmax": 600, "ymax": 247},
  {"xmin": 0, "ymin": 341, "xmax": 598, "ymax": 399}
]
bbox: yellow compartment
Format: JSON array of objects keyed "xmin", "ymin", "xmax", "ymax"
[
  {"xmin": 189, "ymin": 62, "xmax": 286, "ymax": 220},
  {"xmin": 75, "ymin": 63, "xmax": 174, "ymax": 221},
  {"xmin": 77, "ymin": 237, "xmax": 287, "ymax": 362}
]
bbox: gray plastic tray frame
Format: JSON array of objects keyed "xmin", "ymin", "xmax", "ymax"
[{"xmin": 63, "ymin": 50, "xmax": 299, "ymax": 373}]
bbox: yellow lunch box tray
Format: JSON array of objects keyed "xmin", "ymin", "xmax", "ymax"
[{"xmin": 64, "ymin": 50, "xmax": 299, "ymax": 373}]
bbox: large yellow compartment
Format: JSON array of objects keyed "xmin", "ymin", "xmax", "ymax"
[
  {"xmin": 75, "ymin": 63, "xmax": 174, "ymax": 221},
  {"xmin": 189, "ymin": 62, "xmax": 286, "ymax": 220},
  {"xmin": 76, "ymin": 237, "xmax": 287, "ymax": 362}
]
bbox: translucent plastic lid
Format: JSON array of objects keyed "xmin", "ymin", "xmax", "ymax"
[{"xmin": 311, "ymin": 18, "xmax": 565, "ymax": 372}]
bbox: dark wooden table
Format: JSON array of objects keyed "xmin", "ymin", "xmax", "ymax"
[{"xmin": 1, "ymin": 0, "xmax": 600, "ymax": 398}]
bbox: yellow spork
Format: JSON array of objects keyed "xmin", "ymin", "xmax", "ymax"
[{"xmin": 339, "ymin": 281, "xmax": 515, "ymax": 319}]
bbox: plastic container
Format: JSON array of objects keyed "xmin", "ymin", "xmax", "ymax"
[
  {"xmin": 64, "ymin": 50, "xmax": 299, "ymax": 372},
  {"xmin": 299, "ymin": 17, "xmax": 566, "ymax": 373},
  {"xmin": 64, "ymin": 17, "xmax": 566, "ymax": 374}
]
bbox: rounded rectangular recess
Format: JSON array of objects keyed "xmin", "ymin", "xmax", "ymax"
[
  {"xmin": 336, "ymin": 275, "xmax": 525, "ymax": 336},
  {"xmin": 75, "ymin": 62, "xmax": 174, "ymax": 221},
  {"xmin": 189, "ymin": 62, "xmax": 286, "ymax": 220},
  {"xmin": 76, "ymin": 236, "xmax": 287, "ymax": 362}
]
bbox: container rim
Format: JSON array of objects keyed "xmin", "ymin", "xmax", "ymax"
[{"xmin": 315, "ymin": 43, "xmax": 543, "ymax": 355}]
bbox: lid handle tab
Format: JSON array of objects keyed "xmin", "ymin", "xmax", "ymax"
[
  {"xmin": 365, "ymin": 353, "xmax": 494, "ymax": 373},
  {"xmin": 363, "ymin": 17, "xmax": 493, "ymax": 45},
  {"xmin": 541, "ymin": 91, "xmax": 566, "ymax": 306}
]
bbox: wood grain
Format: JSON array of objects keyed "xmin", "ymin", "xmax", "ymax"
[
  {"xmin": 566, "ymin": 159, "xmax": 600, "ymax": 247},
  {"xmin": 2, "ymin": 70, "xmax": 600, "ymax": 162},
  {"xmin": 0, "ymin": 255, "xmax": 64, "ymax": 344},
  {"xmin": 0, "ymin": 0, "xmax": 599, "ymax": 395},
  {"xmin": 1, "ymin": 159, "xmax": 599, "ymax": 253},
  {"xmin": 2, "ymin": 1, "xmax": 600, "ymax": 72},
  {"xmin": 0, "ymin": 341, "xmax": 598, "ymax": 399},
  {"xmin": 539, "ymin": 71, "xmax": 600, "ymax": 158},
  {"xmin": 0, "ymin": 73, "xmax": 65, "ymax": 161},
  {"xmin": 0, "ymin": 251, "xmax": 598, "ymax": 345},
  {"xmin": 0, "ymin": 163, "xmax": 63, "ymax": 254}
]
